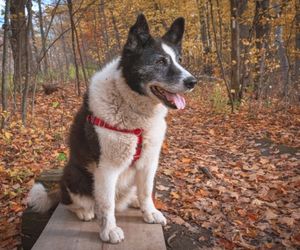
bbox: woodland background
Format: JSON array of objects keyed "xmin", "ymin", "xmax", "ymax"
[{"xmin": 0, "ymin": 0, "xmax": 299, "ymax": 249}]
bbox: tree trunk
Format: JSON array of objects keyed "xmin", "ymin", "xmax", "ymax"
[
  {"xmin": 109, "ymin": 8, "xmax": 121, "ymax": 51},
  {"xmin": 253, "ymin": 0, "xmax": 270, "ymax": 99},
  {"xmin": 295, "ymin": 0, "xmax": 300, "ymax": 83},
  {"xmin": 1, "ymin": 0, "xmax": 10, "ymax": 128},
  {"xmin": 205, "ymin": 0, "xmax": 212, "ymax": 49},
  {"xmin": 196, "ymin": 0, "xmax": 209, "ymax": 52},
  {"xmin": 99, "ymin": 0, "xmax": 110, "ymax": 61},
  {"xmin": 22, "ymin": 0, "xmax": 32, "ymax": 125},
  {"xmin": 59, "ymin": 15, "xmax": 70, "ymax": 77},
  {"xmin": 196, "ymin": 0, "xmax": 213, "ymax": 75},
  {"xmin": 10, "ymin": 0, "xmax": 27, "ymax": 98},
  {"xmin": 67, "ymin": 0, "xmax": 81, "ymax": 96},
  {"xmin": 230, "ymin": 0, "xmax": 248, "ymax": 101},
  {"xmin": 74, "ymin": 25, "xmax": 88, "ymax": 88},
  {"xmin": 274, "ymin": 2, "xmax": 290, "ymax": 98},
  {"xmin": 37, "ymin": 0, "xmax": 49, "ymax": 75},
  {"xmin": 93, "ymin": 9, "xmax": 102, "ymax": 67},
  {"xmin": 30, "ymin": 17, "xmax": 41, "ymax": 73},
  {"xmin": 78, "ymin": 25, "xmax": 90, "ymax": 77},
  {"xmin": 216, "ymin": 0, "xmax": 223, "ymax": 54}
]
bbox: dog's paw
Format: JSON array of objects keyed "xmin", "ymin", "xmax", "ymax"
[
  {"xmin": 99, "ymin": 226, "xmax": 124, "ymax": 244},
  {"xmin": 75, "ymin": 209, "xmax": 95, "ymax": 221},
  {"xmin": 143, "ymin": 209, "xmax": 167, "ymax": 226}
]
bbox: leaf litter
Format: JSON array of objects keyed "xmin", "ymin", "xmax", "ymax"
[{"xmin": 0, "ymin": 87, "xmax": 299, "ymax": 249}]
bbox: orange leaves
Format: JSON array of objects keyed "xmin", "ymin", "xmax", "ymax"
[
  {"xmin": 9, "ymin": 201, "xmax": 23, "ymax": 213},
  {"xmin": 154, "ymin": 199, "xmax": 168, "ymax": 211},
  {"xmin": 157, "ymin": 94, "xmax": 300, "ymax": 248},
  {"xmin": 0, "ymin": 87, "xmax": 82, "ymax": 249},
  {"xmin": 181, "ymin": 157, "xmax": 192, "ymax": 164}
]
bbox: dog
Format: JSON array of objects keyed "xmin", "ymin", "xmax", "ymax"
[{"xmin": 27, "ymin": 14, "xmax": 197, "ymax": 244}]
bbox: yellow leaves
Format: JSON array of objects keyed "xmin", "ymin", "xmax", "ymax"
[
  {"xmin": 259, "ymin": 157, "xmax": 269, "ymax": 164},
  {"xmin": 181, "ymin": 157, "xmax": 192, "ymax": 164},
  {"xmin": 4, "ymin": 131, "xmax": 13, "ymax": 140},
  {"xmin": 170, "ymin": 191, "xmax": 180, "ymax": 199},
  {"xmin": 162, "ymin": 168, "xmax": 173, "ymax": 176}
]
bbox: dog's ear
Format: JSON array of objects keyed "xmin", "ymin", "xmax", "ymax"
[
  {"xmin": 162, "ymin": 17, "xmax": 185, "ymax": 48},
  {"xmin": 124, "ymin": 14, "xmax": 151, "ymax": 51}
]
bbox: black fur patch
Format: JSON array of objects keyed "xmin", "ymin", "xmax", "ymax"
[{"xmin": 60, "ymin": 93, "xmax": 100, "ymax": 204}]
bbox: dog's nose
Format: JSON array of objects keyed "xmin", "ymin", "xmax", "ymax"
[{"xmin": 184, "ymin": 77, "xmax": 197, "ymax": 89}]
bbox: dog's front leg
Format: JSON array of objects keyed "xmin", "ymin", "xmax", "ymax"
[
  {"xmin": 136, "ymin": 162, "xmax": 167, "ymax": 226},
  {"xmin": 94, "ymin": 166, "xmax": 124, "ymax": 244}
]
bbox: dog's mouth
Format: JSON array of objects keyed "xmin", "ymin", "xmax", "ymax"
[{"xmin": 150, "ymin": 86, "xmax": 186, "ymax": 109}]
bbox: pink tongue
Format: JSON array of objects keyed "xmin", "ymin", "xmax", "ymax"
[{"xmin": 165, "ymin": 93, "xmax": 186, "ymax": 109}]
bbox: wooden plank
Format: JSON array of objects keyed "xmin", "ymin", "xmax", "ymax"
[
  {"xmin": 32, "ymin": 204, "xmax": 167, "ymax": 250},
  {"xmin": 35, "ymin": 168, "xmax": 63, "ymax": 189}
]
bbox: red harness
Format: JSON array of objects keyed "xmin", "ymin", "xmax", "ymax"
[{"xmin": 86, "ymin": 114, "xmax": 143, "ymax": 164}]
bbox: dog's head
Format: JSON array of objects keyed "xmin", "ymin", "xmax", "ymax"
[{"xmin": 120, "ymin": 14, "xmax": 197, "ymax": 109}]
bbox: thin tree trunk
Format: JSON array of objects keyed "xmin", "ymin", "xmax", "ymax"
[
  {"xmin": 10, "ymin": 0, "xmax": 27, "ymax": 102},
  {"xmin": 216, "ymin": 0, "xmax": 223, "ymax": 54},
  {"xmin": 196, "ymin": 0, "xmax": 209, "ymax": 52},
  {"xmin": 109, "ymin": 8, "xmax": 121, "ymax": 51},
  {"xmin": 274, "ymin": 2, "xmax": 290, "ymax": 98},
  {"xmin": 38, "ymin": 0, "xmax": 49, "ymax": 74},
  {"xmin": 93, "ymin": 9, "xmax": 102, "ymax": 67},
  {"xmin": 59, "ymin": 16, "xmax": 70, "ymax": 76},
  {"xmin": 205, "ymin": 0, "xmax": 212, "ymax": 48},
  {"xmin": 99, "ymin": 0, "xmax": 110, "ymax": 61},
  {"xmin": 78, "ymin": 24, "xmax": 90, "ymax": 76},
  {"xmin": 196, "ymin": 0, "xmax": 212, "ymax": 75},
  {"xmin": 1, "ymin": 0, "xmax": 10, "ymax": 128},
  {"xmin": 209, "ymin": 0, "xmax": 234, "ymax": 112},
  {"xmin": 230, "ymin": 0, "xmax": 240, "ymax": 102},
  {"xmin": 230, "ymin": 0, "xmax": 248, "ymax": 102},
  {"xmin": 67, "ymin": 0, "xmax": 81, "ymax": 96},
  {"xmin": 74, "ymin": 24, "xmax": 88, "ymax": 88},
  {"xmin": 22, "ymin": 0, "xmax": 32, "ymax": 125},
  {"xmin": 30, "ymin": 18, "xmax": 41, "ymax": 73},
  {"xmin": 295, "ymin": 0, "xmax": 300, "ymax": 83},
  {"xmin": 254, "ymin": 0, "xmax": 270, "ymax": 99}
]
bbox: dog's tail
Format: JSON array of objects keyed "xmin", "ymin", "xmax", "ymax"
[{"xmin": 27, "ymin": 183, "xmax": 60, "ymax": 213}]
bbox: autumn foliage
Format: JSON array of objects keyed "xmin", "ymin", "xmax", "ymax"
[{"xmin": 0, "ymin": 0, "xmax": 300, "ymax": 249}]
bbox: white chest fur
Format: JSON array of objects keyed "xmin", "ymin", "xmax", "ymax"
[{"xmin": 88, "ymin": 58, "xmax": 168, "ymax": 170}]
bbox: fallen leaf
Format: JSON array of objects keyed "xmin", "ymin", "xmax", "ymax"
[
  {"xmin": 181, "ymin": 157, "xmax": 192, "ymax": 164},
  {"xmin": 156, "ymin": 184, "xmax": 169, "ymax": 191},
  {"xmin": 265, "ymin": 209, "xmax": 278, "ymax": 220},
  {"xmin": 278, "ymin": 217, "xmax": 294, "ymax": 227}
]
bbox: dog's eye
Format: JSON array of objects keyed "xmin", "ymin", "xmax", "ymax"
[
  {"xmin": 156, "ymin": 57, "xmax": 167, "ymax": 65},
  {"xmin": 178, "ymin": 56, "xmax": 182, "ymax": 63}
]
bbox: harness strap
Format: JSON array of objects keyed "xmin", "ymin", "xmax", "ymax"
[{"xmin": 86, "ymin": 114, "xmax": 143, "ymax": 164}]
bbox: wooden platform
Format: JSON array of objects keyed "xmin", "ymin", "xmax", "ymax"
[{"xmin": 31, "ymin": 204, "xmax": 167, "ymax": 250}]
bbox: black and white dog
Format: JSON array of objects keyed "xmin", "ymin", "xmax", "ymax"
[{"xmin": 28, "ymin": 14, "xmax": 197, "ymax": 244}]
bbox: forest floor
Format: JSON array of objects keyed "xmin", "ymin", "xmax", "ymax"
[{"xmin": 0, "ymin": 85, "xmax": 299, "ymax": 249}]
